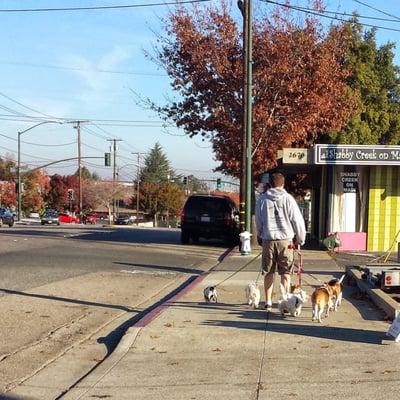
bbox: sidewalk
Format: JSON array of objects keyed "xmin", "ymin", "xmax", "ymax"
[{"xmin": 12, "ymin": 249, "xmax": 400, "ymax": 399}]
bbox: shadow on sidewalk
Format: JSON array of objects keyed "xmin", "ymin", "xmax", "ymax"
[
  {"xmin": 201, "ymin": 317, "xmax": 385, "ymax": 345},
  {"xmin": 170, "ymin": 300, "xmax": 385, "ymax": 344},
  {"xmin": 114, "ymin": 261, "xmax": 203, "ymax": 275},
  {"xmin": 0, "ymin": 288, "xmax": 137, "ymax": 313}
]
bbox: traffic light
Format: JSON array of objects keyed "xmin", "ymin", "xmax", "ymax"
[
  {"xmin": 216, "ymin": 178, "xmax": 222, "ymax": 190},
  {"xmin": 183, "ymin": 176, "xmax": 188, "ymax": 185},
  {"xmin": 67, "ymin": 189, "xmax": 74, "ymax": 201},
  {"xmin": 104, "ymin": 152, "xmax": 111, "ymax": 167}
]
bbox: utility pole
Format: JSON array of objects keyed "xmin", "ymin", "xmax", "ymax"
[
  {"xmin": 238, "ymin": 0, "xmax": 247, "ymax": 234},
  {"xmin": 73, "ymin": 121, "xmax": 83, "ymax": 216},
  {"xmin": 244, "ymin": 0, "xmax": 253, "ymax": 235},
  {"xmin": 238, "ymin": 0, "xmax": 253, "ymax": 253},
  {"xmin": 132, "ymin": 152, "xmax": 145, "ymax": 224},
  {"xmin": 108, "ymin": 139, "xmax": 122, "ymax": 219}
]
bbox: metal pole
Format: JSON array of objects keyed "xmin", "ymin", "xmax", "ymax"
[
  {"xmin": 77, "ymin": 122, "xmax": 83, "ymax": 215},
  {"xmin": 106, "ymin": 138, "xmax": 123, "ymax": 220},
  {"xmin": 17, "ymin": 120, "xmax": 62, "ymax": 221},
  {"xmin": 17, "ymin": 132, "xmax": 21, "ymax": 221},
  {"xmin": 238, "ymin": 0, "xmax": 247, "ymax": 234},
  {"xmin": 131, "ymin": 152, "xmax": 145, "ymax": 225},
  {"xmin": 113, "ymin": 139, "xmax": 117, "ymax": 217},
  {"xmin": 136, "ymin": 153, "xmax": 140, "ymax": 224},
  {"xmin": 245, "ymin": 0, "xmax": 253, "ymax": 234}
]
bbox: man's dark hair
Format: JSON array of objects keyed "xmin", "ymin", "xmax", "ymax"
[{"xmin": 271, "ymin": 172, "xmax": 285, "ymax": 188}]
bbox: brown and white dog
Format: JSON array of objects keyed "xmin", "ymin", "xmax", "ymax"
[
  {"xmin": 311, "ymin": 284, "xmax": 334, "ymax": 323},
  {"xmin": 327, "ymin": 274, "xmax": 345, "ymax": 311}
]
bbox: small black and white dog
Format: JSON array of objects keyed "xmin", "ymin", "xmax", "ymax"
[{"xmin": 203, "ymin": 286, "xmax": 218, "ymax": 302}]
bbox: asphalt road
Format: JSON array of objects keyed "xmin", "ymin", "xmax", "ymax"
[
  {"xmin": 0, "ymin": 224, "xmax": 230, "ymax": 394},
  {"xmin": 0, "ymin": 224, "xmax": 228, "ymax": 291}
]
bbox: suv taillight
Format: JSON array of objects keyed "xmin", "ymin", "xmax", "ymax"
[
  {"xmin": 224, "ymin": 213, "xmax": 233, "ymax": 225},
  {"xmin": 180, "ymin": 209, "xmax": 185, "ymax": 223}
]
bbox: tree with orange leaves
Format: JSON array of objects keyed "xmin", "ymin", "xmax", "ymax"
[{"xmin": 149, "ymin": 1, "xmax": 354, "ymax": 177}]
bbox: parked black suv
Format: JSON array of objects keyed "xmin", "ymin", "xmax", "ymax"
[{"xmin": 180, "ymin": 194, "xmax": 240, "ymax": 245}]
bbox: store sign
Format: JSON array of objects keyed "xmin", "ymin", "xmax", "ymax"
[
  {"xmin": 283, "ymin": 148, "xmax": 312, "ymax": 164},
  {"xmin": 341, "ymin": 172, "xmax": 359, "ymax": 193},
  {"xmin": 315, "ymin": 144, "xmax": 400, "ymax": 165}
]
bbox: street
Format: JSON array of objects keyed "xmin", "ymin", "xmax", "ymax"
[{"xmin": 0, "ymin": 224, "xmax": 229, "ymax": 394}]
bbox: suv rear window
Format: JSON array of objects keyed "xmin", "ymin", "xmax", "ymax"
[{"xmin": 184, "ymin": 196, "xmax": 232, "ymax": 216}]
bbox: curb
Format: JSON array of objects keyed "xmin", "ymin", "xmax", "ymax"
[
  {"xmin": 346, "ymin": 266, "xmax": 400, "ymax": 319},
  {"xmin": 134, "ymin": 273, "xmax": 208, "ymax": 328},
  {"xmin": 58, "ymin": 252, "xmax": 228, "ymax": 397}
]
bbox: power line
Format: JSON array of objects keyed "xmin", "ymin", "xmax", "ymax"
[
  {"xmin": 81, "ymin": 141, "xmax": 106, "ymax": 153},
  {"xmin": 23, "ymin": 140, "xmax": 76, "ymax": 147},
  {"xmin": 0, "ymin": 107, "xmax": 167, "ymax": 125},
  {"xmin": 175, "ymin": 167, "xmax": 214, "ymax": 173},
  {"xmin": 353, "ymin": 0, "xmax": 400, "ymax": 22},
  {"xmin": 81, "ymin": 126, "xmax": 111, "ymax": 141},
  {"xmin": 0, "ymin": 0, "xmax": 211, "ymax": 13},
  {"xmin": 0, "ymin": 104, "xmax": 29, "ymax": 118},
  {"xmin": 0, "ymin": 92, "xmax": 61, "ymax": 120},
  {"xmin": 0, "ymin": 60, "xmax": 167, "ymax": 77},
  {"xmin": 263, "ymin": 0, "xmax": 400, "ymax": 23},
  {"xmin": 0, "ymin": 144, "xmax": 54, "ymax": 161},
  {"xmin": 262, "ymin": 0, "xmax": 400, "ymax": 33},
  {"xmin": 0, "ymin": 132, "xmax": 75, "ymax": 147}
]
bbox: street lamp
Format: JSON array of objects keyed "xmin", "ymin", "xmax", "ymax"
[{"xmin": 17, "ymin": 120, "xmax": 62, "ymax": 221}]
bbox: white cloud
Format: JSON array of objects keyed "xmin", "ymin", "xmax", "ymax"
[{"xmin": 64, "ymin": 46, "xmax": 134, "ymax": 97}]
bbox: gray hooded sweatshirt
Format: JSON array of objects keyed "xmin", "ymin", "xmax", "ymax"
[{"xmin": 255, "ymin": 187, "xmax": 306, "ymax": 245}]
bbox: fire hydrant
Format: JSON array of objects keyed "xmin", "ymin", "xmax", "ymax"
[{"xmin": 239, "ymin": 231, "xmax": 252, "ymax": 255}]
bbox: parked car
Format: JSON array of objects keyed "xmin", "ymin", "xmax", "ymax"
[
  {"xmin": 59, "ymin": 213, "xmax": 80, "ymax": 224},
  {"xmin": 41, "ymin": 210, "xmax": 60, "ymax": 225},
  {"xmin": 180, "ymin": 194, "xmax": 240, "ymax": 245},
  {"xmin": 91, "ymin": 211, "xmax": 108, "ymax": 220},
  {"xmin": 0, "ymin": 207, "xmax": 15, "ymax": 227},
  {"xmin": 84, "ymin": 213, "xmax": 97, "ymax": 224},
  {"xmin": 114, "ymin": 213, "xmax": 135, "ymax": 225}
]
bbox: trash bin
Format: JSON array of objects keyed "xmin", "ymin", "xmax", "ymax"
[{"xmin": 240, "ymin": 231, "xmax": 252, "ymax": 255}]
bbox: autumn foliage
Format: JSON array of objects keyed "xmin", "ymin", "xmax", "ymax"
[
  {"xmin": 152, "ymin": 1, "xmax": 355, "ymax": 177},
  {"xmin": 139, "ymin": 182, "xmax": 184, "ymax": 217}
]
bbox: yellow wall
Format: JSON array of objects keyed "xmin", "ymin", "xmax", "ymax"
[{"xmin": 367, "ymin": 166, "xmax": 400, "ymax": 251}]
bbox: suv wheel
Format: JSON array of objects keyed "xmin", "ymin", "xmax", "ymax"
[
  {"xmin": 191, "ymin": 234, "xmax": 199, "ymax": 243},
  {"xmin": 181, "ymin": 230, "xmax": 190, "ymax": 244},
  {"xmin": 8, "ymin": 219, "xmax": 14, "ymax": 227}
]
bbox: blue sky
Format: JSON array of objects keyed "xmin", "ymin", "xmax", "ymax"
[{"xmin": 1, "ymin": 0, "xmax": 400, "ymax": 183}]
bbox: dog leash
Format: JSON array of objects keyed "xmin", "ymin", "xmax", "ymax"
[
  {"xmin": 214, "ymin": 252, "xmax": 262, "ymax": 288},
  {"xmin": 292, "ymin": 244, "xmax": 304, "ymax": 287}
]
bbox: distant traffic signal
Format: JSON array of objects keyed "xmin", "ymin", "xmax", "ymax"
[
  {"xmin": 216, "ymin": 178, "xmax": 222, "ymax": 190},
  {"xmin": 104, "ymin": 152, "xmax": 111, "ymax": 166},
  {"xmin": 183, "ymin": 176, "xmax": 188, "ymax": 185},
  {"xmin": 67, "ymin": 189, "xmax": 74, "ymax": 201}
]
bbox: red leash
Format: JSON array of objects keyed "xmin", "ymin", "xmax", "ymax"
[{"xmin": 294, "ymin": 245, "xmax": 304, "ymax": 286}]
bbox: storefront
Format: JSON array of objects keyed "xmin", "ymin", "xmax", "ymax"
[{"xmin": 279, "ymin": 144, "xmax": 400, "ymax": 252}]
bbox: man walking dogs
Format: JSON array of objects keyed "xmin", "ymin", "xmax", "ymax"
[{"xmin": 255, "ymin": 172, "xmax": 306, "ymax": 312}]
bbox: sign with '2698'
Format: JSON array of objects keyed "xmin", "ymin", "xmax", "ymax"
[{"xmin": 315, "ymin": 144, "xmax": 400, "ymax": 165}]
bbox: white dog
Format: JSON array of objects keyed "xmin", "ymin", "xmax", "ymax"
[
  {"xmin": 203, "ymin": 286, "xmax": 218, "ymax": 303},
  {"xmin": 278, "ymin": 284, "xmax": 308, "ymax": 317},
  {"xmin": 245, "ymin": 282, "xmax": 261, "ymax": 308}
]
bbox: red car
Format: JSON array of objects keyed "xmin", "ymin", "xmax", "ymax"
[
  {"xmin": 84, "ymin": 213, "xmax": 97, "ymax": 224},
  {"xmin": 59, "ymin": 213, "xmax": 80, "ymax": 224}
]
